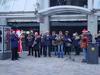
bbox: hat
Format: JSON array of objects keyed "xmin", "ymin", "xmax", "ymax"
[
  {"xmin": 87, "ymin": 30, "xmax": 90, "ymax": 32},
  {"xmin": 46, "ymin": 30, "xmax": 49, "ymax": 33},
  {"xmin": 11, "ymin": 30, "xmax": 15, "ymax": 33},
  {"xmin": 82, "ymin": 29, "xmax": 87, "ymax": 33},
  {"xmin": 35, "ymin": 32, "xmax": 38, "ymax": 35},
  {"xmin": 26, "ymin": 31, "xmax": 30, "ymax": 34},
  {"xmin": 16, "ymin": 29, "xmax": 20, "ymax": 31},
  {"xmin": 65, "ymin": 31, "xmax": 69, "ymax": 33}
]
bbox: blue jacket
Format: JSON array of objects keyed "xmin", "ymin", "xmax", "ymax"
[
  {"xmin": 86, "ymin": 34, "xmax": 92, "ymax": 42},
  {"xmin": 10, "ymin": 34, "xmax": 19, "ymax": 48},
  {"xmin": 72, "ymin": 37, "xmax": 80, "ymax": 46},
  {"xmin": 51, "ymin": 34, "xmax": 56, "ymax": 40},
  {"xmin": 27, "ymin": 35, "xmax": 34, "ymax": 46},
  {"xmin": 95, "ymin": 36, "xmax": 100, "ymax": 46},
  {"xmin": 64, "ymin": 35, "xmax": 71, "ymax": 43},
  {"xmin": 40, "ymin": 35, "xmax": 45, "ymax": 46},
  {"xmin": 34, "ymin": 38, "xmax": 41, "ymax": 50},
  {"xmin": 44, "ymin": 34, "xmax": 52, "ymax": 46}
]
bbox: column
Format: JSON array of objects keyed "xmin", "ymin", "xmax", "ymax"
[
  {"xmin": 88, "ymin": 0, "xmax": 93, "ymax": 10},
  {"xmin": 39, "ymin": 0, "xmax": 50, "ymax": 33},
  {"xmin": 0, "ymin": 18, "xmax": 7, "ymax": 25},
  {"xmin": 40, "ymin": 16, "xmax": 50, "ymax": 33},
  {"xmin": 88, "ymin": 13, "xmax": 98, "ymax": 43}
]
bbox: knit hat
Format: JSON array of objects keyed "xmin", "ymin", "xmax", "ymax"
[
  {"xmin": 82, "ymin": 29, "xmax": 87, "ymax": 33},
  {"xmin": 11, "ymin": 30, "xmax": 15, "ymax": 33},
  {"xmin": 35, "ymin": 32, "xmax": 38, "ymax": 35}
]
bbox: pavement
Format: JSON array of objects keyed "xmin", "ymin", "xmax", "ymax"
[{"xmin": 0, "ymin": 51, "xmax": 100, "ymax": 75}]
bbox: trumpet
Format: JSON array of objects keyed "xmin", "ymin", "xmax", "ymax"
[{"xmin": 95, "ymin": 34, "xmax": 100, "ymax": 38}]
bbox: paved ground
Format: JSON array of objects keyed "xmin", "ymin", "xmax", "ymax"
[{"xmin": 0, "ymin": 51, "xmax": 100, "ymax": 75}]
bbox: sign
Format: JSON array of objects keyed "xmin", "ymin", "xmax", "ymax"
[{"xmin": 39, "ymin": 15, "xmax": 44, "ymax": 23}]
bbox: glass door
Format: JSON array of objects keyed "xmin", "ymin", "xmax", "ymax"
[
  {"xmin": 0, "ymin": 26, "xmax": 3, "ymax": 53},
  {"xmin": 4, "ymin": 27, "xmax": 11, "ymax": 52}
]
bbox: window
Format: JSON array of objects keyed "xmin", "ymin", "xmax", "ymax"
[{"xmin": 50, "ymin": 0, "xmax": 87, "ymax": 8}]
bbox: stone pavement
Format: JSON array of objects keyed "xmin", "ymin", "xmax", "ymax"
[{"xmin": 0, "ymin": 51, "xmax": 100, "ymax": 75}]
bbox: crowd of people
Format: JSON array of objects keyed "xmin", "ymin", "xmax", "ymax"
[{"xmin": 10, "ymin": 29, "xmax": 100, "ymax": 63}]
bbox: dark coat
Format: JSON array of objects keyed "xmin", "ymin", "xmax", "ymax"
[
  {"xmin": 10, "ymin": 34, "xmax": 19, "ymax": 48},
  {"xmin": 72, "ymin": 36, "xmax": 80, "ymax": 46},
  {"xmin": 95, "ymin": 36, "xmax": 100, "ymax": 47},
  {"xmin": 44, "ymin": 34, "xmax": 52, "ymax": 46},
  {"xmin": 86, "ymin": 34, "xmax": 92, "ymax": 42},
  {"xmin": 40, "ymin": 35, "xmax": 45, "ymax": 46},
  {"xmin": 64, "ymin": 35, "xmax": 71, "ymax": 43},
  {"xmin": 34, "ymin": 38, "xmax": 41, "ymax": 50},
  {"xmin": 27, "ymin": 35, "xmax": 34, "ymax": 46},
  {"xmin": 51, "ymin": 34, "xmax": 56, "ymax": 40}
]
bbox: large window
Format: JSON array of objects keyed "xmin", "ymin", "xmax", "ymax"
[
  {"xmin": 50, "ymin": 0, "xmax": 87, "ymax": 8},
  {"xmin": 0, "ymin": 0, "xmax": 37, "ymax": 12}
]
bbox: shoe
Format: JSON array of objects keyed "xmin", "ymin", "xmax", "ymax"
[
  {"xmin": 58, "ymin": 57, "xmax": 60, "ymax": 58},
  {"xmin": 62, "ymin": 57, "xmax": 63, "ymax": 58},
  {"xmin": 15, "ymin": 59, "xmax": 19, "ymax": 60},
  {"xmin": 81, "ymin": 60, "xmax": 87, "ymax": 63},
  {"xmin": 11, "ymin": 59, "xmax": 15, "ymax": 61},
  {"xmin": 18, "ymin": 56, "xmax": 21, "ymax": 58},
  {"xmin": 44, "ymin": 55, "xmax": 46, "ymax": 57},
  {"xmin": 49, "ymin": 55, "xmax": 51, "ymax": 57}
]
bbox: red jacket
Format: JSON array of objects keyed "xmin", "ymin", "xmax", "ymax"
[{"xmin": 80, "ymin": 36, "xmax": 88, "ymax": 48}]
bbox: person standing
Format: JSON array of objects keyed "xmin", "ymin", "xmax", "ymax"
[
  {"xmin": 72, "ymin": 32, "xmax": 80, "ymax": 55},
  {"xmin": 80, "ymin": 29, "xmax": 88, "ymax": 63},
  {"xmin": 32, "ymin": 32, "xmax": 40, "ymax": 57},
  {"xmin": 10, "ymin": 30, "xmax": 19, "ymax": 61},
  {"xmin": 95, "ymin": 31, "xmax": 100, "ymax": 57},
  {"xmin": 40, "ymin": 31, "xmax": 45, "ymax": 55},
  {"xmin": 86, "ymin": 31, "xmax": 93, "ymax": 42},
  {"xmin": 64, "ymin": 31, "xmax": 72, "ymax": 55},
  {"xmin": 44, "ymin": 30, "xmax": 52, "ymax": 57},
  {"xmin": 27, "ymin": 32, "xmax": 34, "ymax": 56},
  {"xmin": 56, "ymin": 31, "xmax": 64, "ymax": 58},
  {"xmin": 51, "ymin": 31, "xmax": 58, "ymax": 56}
]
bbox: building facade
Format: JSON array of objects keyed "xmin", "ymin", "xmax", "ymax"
[{"xmin": 0, "ymin": 0, "xmax": 100, "ymax": 41}]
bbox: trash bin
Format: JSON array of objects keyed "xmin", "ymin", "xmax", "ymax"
[{"xmin": 87, "ymin": 42, "xmax": 99, "ymax": 64}]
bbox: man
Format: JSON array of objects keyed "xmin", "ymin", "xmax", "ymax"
[
  {"xmin": 86, "ymin": 31, "xmax": 92, "ymax": 42},
  {"xmin": 95, "ymin": 31, "xmax": 100, "ymax": 57},
  {"xmin": 51, "ymin": 31, "xmax": 58, "ymax": 56},
  {"xmin": 40, "ymin": 31, "xmax": 45, "ymax": 55},
  {"xmin": 44, "ymin": 30, "xmax": 52, "ymax": 57},
  {"xmin": 64, "ymin": 31, "xmax": 72, "ymax": 55},
  {"xmin": 27, "ymin": 32, "xmax": 34, "ymax": 56},
  {"xmin": 10, "ymin": 30, "xmax": 19, "ymax": 61},
  {"xmin": 80, "ymin": 29, "xmax": 88, "ymax": 63}
]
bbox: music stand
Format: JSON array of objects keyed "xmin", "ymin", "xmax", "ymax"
[{"xmin": 65, "ymin": 47, "xmax": 75, "ymax": 61}]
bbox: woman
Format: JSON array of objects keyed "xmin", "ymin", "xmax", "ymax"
[
  {"xmin": 56, "ymin": 31, "xmax": 64, "ymax": 58},
  {"xmin": 32, "ymin": 32, "xmax": 41, "ymax": 57}
]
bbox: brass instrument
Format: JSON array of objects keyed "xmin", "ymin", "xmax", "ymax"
[
  {"xmin": 52, "ymin": 40, "xmax": 58, "ymax": 46},
  {"xmin": 32, "ymin": 35, "xmax": 40, "ymax": 47},
  {"xmin": 55, "ymin": 35, "xmax": 64, "ymax": 44},
  {"xmin": 95, "ymin": 34, "xmax": 100, "ymax": 38}
]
